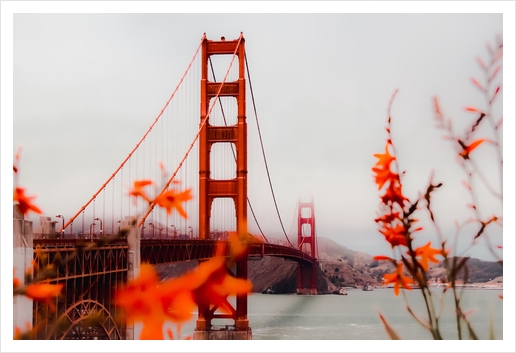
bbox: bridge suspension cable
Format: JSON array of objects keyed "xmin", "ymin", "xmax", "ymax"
[
  {"xmin": 60, "ymin": 34, "xmax": 206, "ymax": 233},
  {"xmin": 244, "ymin": 54, "xmax": 294, "ymax": 248},
  {"xmin": 287, "ymin": 200, "xmax": 299, "ymax": 247}
]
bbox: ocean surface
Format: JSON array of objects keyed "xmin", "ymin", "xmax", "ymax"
[{"xmin": 178, "ymin": 288, "xmax": 503, "ymax": 340}]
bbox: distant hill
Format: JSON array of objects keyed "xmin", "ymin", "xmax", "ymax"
[
  {"xmin": 316, "ymin": 237, "xmax": 380, "ymax": 287},
  {"xmin": 444, "ymin": 257, "xmax": 503, "ymax": 283},
  {"xmin": 154, "ymin": 237, "xmax": 503, "ymax": 294},
  {"xmin": 247, "ymin": 256, "xmax": 338, "ymax": 294}
]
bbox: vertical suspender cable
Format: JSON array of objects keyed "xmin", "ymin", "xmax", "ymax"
[
  {"xmin": 120, "ymin": 167, "xmax": 123, "ymax": 223},
  {"xmin": 138, "ymin": 35, "xmax": 243, "ymax": 227},
  {"xmin": 60, "ymin": 34, "xmax": 205, "ymax": 232},
  {"xmin": 112, "ymin": 179, "xmax": 115, "ymax": 235},
  {"xmin": 244, "ymin": 53, "xmax": 293, "ymax": 247},
  {"xmin": 208, "ymin": 57, "xmax": 269, "ymax": 243}
]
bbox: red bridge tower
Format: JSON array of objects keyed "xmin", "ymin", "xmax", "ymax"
[
  {"xmin": 195, "ymin": 33, "xmax": 251, "ymax": 339},
  {"xmin": 297, "ymin": 199, "xmax": 318, "ymax": 294}
]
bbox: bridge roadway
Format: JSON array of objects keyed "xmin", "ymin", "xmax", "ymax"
[
  {"xmin": 33, "ymin": 237, "xmax": 317, "ymax": 267},
  {"xmin": 139, "ymin": 238, "xmax": 316, "ymax": 265}
]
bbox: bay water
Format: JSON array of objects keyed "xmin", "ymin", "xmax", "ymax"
[{"xmin": 179, "ymin": 288, "xmax": 503, "ymax": 340}]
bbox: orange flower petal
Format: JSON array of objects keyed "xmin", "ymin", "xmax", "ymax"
[
  {"xmin": 166, "ymin": 328, "xmax": 174, "ymax": 340},
  {"xmin": 13, "ymin": 187, "xmax": 42, "ymax": 215},
  {"xmin": 380, "ymin": 223, "xmax": 408, "ymax": 248},
  {"xmin": 411, "ymin": 242, "xmax": 442, "ymax": 271},
  {"xmin": 380, "ymin": 180, "xmax": 408, "ymax": 206},
  {"xmin": 25, "ymin": 283, "xmax": 63, "ymax": 302},
  {"xmin": 374, "ymin": 211, "xmax": 401, "ymax": 224},
  {"xmin": 373, "ymin": 144, "xmax": 396, "ymax": 170},
  {"xmin": 466, "ymin": 139, "xmax": 487, "ymax": 153},
  {"xmin": 373, "ymin": 255, "xmax": 392, "ymax": 261},
  {"xmin": 154, "ymin": 188, "xmax": 193, "ymax": 218},
  {"xmin": 382, "ymin": 264, "xmax": 414, "ymax": 296},
  {"xmin": 372, "ymin": 167, "xmax": 399, "ymax": 190},
  {"xmin": 228, "ymin": 232, "xmax": 245, "ymax": 258},
  {"xmin": 459, "ymin": 139, "xmax": 488, "ymax": 159},
  {"xmin": 128, "ymin": 179, "xmax": 154, "ymax": 202},
  {"xmin": 139, "ymin": 319, "xmax": 165, "ymax": 340}
]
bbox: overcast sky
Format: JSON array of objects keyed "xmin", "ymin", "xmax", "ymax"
[
  {"xmin": 5, "ymin": 8, "xmax": 513, "ymax": 262},
  {"xmin": 2, "ymin": 2, "xmax": 515, "ymax": 351}
]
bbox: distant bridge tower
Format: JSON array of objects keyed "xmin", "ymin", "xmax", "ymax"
[
  {"xmin": 297, "ymin": 199, "xmax": 318, "ymax": 294},
  {"xmin": 195, "ymin": 33, "xmax": 251, "ymax": 340}
]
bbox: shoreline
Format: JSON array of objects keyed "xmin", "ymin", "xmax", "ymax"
[{"xmin": 373, "ymin": 283, "xmax": 503, "ymax": 290}]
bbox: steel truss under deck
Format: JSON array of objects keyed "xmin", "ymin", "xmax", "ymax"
[{"xmin": 33, "ymin": 239, "xmax": 127, "ymax": 340}]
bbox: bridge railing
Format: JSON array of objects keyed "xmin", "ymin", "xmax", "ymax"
[{"xmin": 33, "ymin": 238, "xmax": 129, "ymax": 281}]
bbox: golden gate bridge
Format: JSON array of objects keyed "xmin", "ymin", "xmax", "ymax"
[{"xmin": 13, "ymin": 33, "xmax": 319, "ymax": 340}]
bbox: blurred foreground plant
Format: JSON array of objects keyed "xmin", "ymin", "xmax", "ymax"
[
  {"xmin": 13, "ymin": 153, "xmax": 255, "ymax": 340},
  {"xmin": 116, "ymin": 176, "xmax": 253, "ymax": 340},
  {"xmin": 13, "ymin": 146, "xmax": 66, "ymax": 338},
  {"xmin": 372, "ymin": 37, "xmax": 503, "ymax": 340}
]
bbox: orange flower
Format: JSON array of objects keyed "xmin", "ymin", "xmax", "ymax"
[
  {"xmin": 373, "ymin": 144, "xmax": 396, "ymax": 170},
  {"xmin": 192, "ymin": 264, "xmax": 252, "ymax": 312},
  {"xmin": 163, "ymin": 242, "xmax": 252, "ymax": 322},
  {"xmin": 116, "ymin": 243, "xmax": 252, "ymax": 339},
  {"xmin": 372, "ymin": 144, "xmax": 399, "ymax": 190},
  {"xmin": 379, "ymin": 223, "xmax": 408, "ymax": 248},
  {"xmin": 227, "ymin": 221, "xmax": 262, "ymax": 260},
  {"xmin": 128, "ymin": 179, "xmax": 154, "ymax": 202},
  {"xmin": 458, "ymin": 139, "xmax": 487, "ymax": 160},
  {"xmin": 410, "ymin": 242, "xmax": 442, "ymax": 271},
  {"xmin": 154, "ymin": 188, "xmax": 193, "ymax": 218},
  {"xmin": 163, "ymin": 288, "xmax": 196, "ymax": 322},
  {"xmin": 185, "ymin": 243, "xmax": 252, "ymax": 312},
  {"xmin": 116, "ymin": 264, "xmax": 174, "ymax": 339},
  {"xmin": 374, "ymin": 211, "xmax": 401, "ymax": 224},
  {"xmin": 162, "ymin": 242, "xmax": 252, "ymax": 313},
  {"xmin": 13, "ymin": 187, "xmax": 42, "ymax": 216},
  {"xmin": 381, "ymin": 180, "xmax": 408, "ymax": 206},
  {"xmin": 24, "ymin": 283, "xmax": 63, "ymax": 310},
  {"xmin": 372, "ymin": 167, "xmax": 399, "ymax": 190},
  {"xmin": 382, "ymin": 263, "xmax": 414, "ymax": 296},
  {"xmin": 373, "ymin": 255, "xmax": 393, "ymax": 261},
  {"xmin": 13, "ymin": 322, "xmax": 34, "ymax": 340}
]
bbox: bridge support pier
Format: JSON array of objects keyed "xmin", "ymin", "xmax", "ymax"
[
  {"xmin": 124, "ymin": 217, "xmax": 141, "ymax": 340},
  {"xmin": 193, "ymin": 256, "xmax": 252, "ymax": 340},
  {"xmin": 297, "ymin": 261, "xmax": 318, "ymax": 295},
  {"xmin": 193, "ymin": 327, "xmax": 252, "ymax": 340},
  {"xmin": 13, "ymin": 204, "xmax": 34, "ymax": 331}
]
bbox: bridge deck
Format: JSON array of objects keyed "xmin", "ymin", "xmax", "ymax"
[{"xmin": 34, "ymin": 238, "xmax": 316, "ymax": 266}]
